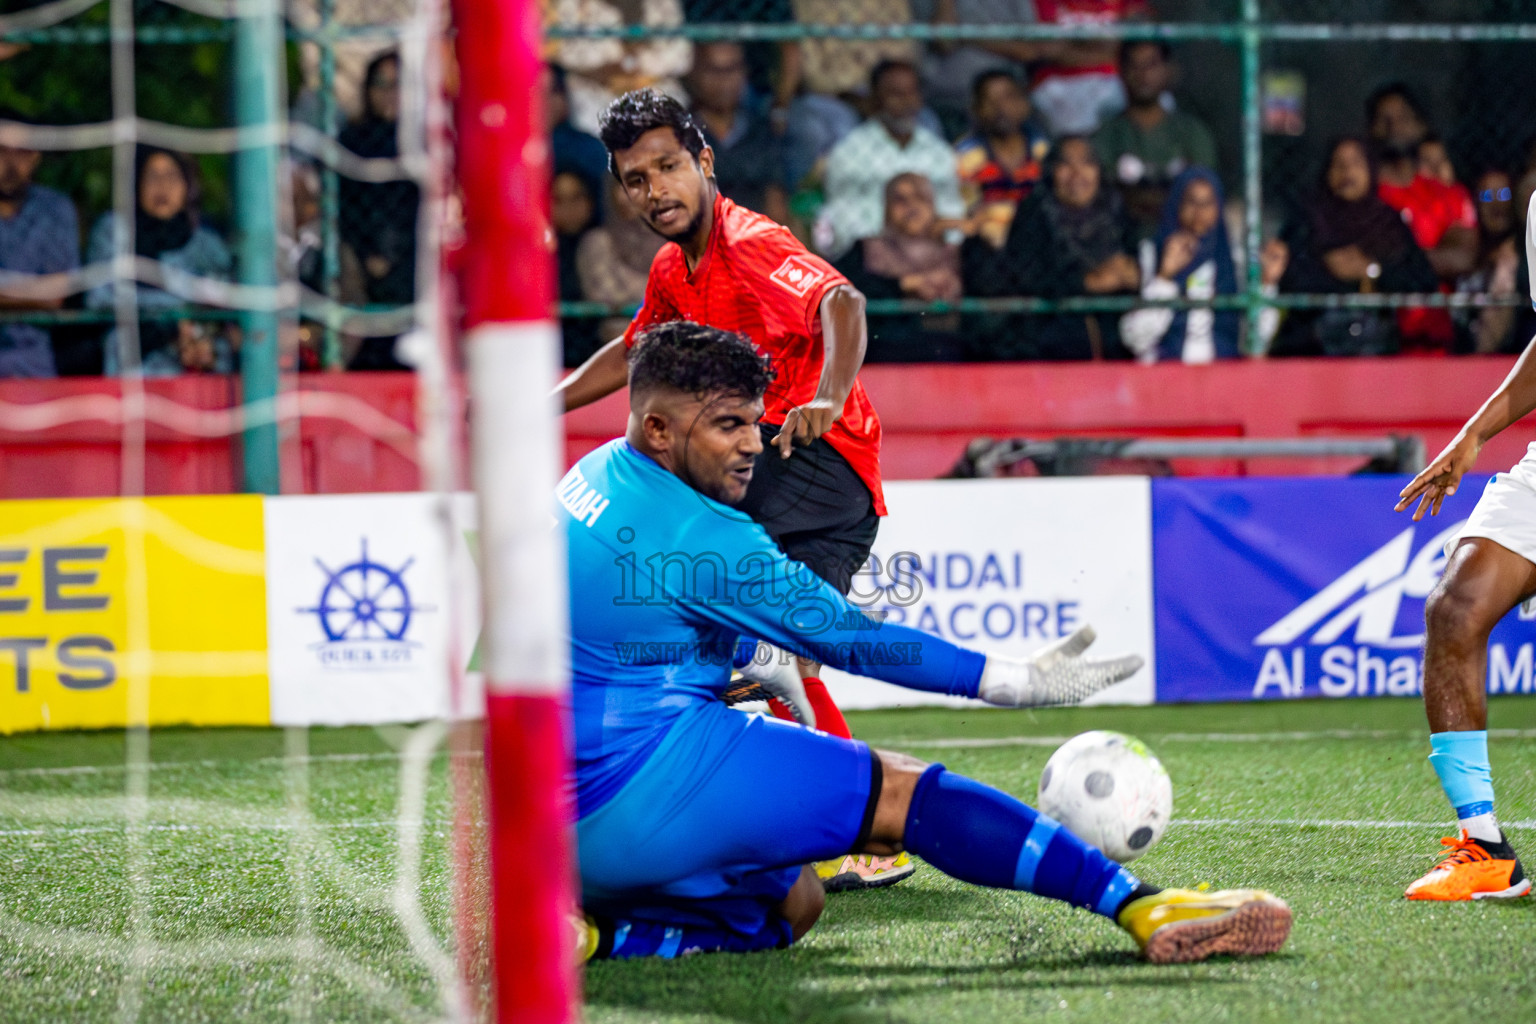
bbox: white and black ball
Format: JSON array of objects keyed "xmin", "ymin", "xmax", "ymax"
[{"xmin": 1036, "ymin": 730, "xmax": 1173, "ymax": 864}]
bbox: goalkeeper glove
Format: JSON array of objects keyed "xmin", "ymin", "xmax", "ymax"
[
  {"xmin": 977, "ymin": 625, "xmax": 1143, "ymax": 708},
  {"xmin": 733, "ymin": 641, "xmax": 817, "ymax": 729}
]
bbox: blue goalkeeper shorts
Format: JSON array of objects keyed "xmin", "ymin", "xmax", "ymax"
[{"xmin": 575, "ymin": 699, "xmax": 877, "ymax": 939}]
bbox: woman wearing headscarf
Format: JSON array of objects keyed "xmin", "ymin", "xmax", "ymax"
[
  {"xmin": 1274, "ymin": 135, "xmax": 1438, "ymax": 357},
  {"xmin": 86, "ymin": 146, "xmax": 233, "ymax": 375},
  {"xmin": 339, "ymin": 50, "xmax": 419, "ymax": 370},
  {"xmin": 834, "ymin": 172, "xmax": 964, "ymax": 362},
  {"xmin": 962, "ymin": 135, "xmax": 1138, "ymax": 360},
  {"xmin": 1452, "ymin": 167, "xmax": 1520, "ymax": 353},
  {"xmin": 552, "ymin": 170, "xmax": 602, "ymax": 367},
  {"xmin": 1120, "ymin": 166, "xmax": 1287, "ymax": 363}
]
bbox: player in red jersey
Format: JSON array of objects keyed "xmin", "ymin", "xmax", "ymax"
[{"xmin": 557, "ymin": 89, "xmax": 909, "ymax": 891}]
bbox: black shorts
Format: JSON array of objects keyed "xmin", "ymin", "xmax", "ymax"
[{"xmin": 734, "ymin": 422, "xmax": 880, "ymax": 596}]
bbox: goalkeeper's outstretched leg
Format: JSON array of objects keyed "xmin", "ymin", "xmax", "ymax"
[{"xmin": 574, "ymin": 704, "xmax": 1291, "ymax": 964}]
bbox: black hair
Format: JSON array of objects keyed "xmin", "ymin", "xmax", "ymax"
[
  {"xmin": 869, "ymin": 59, "xmax": 919, "ymax": 95},
  {"xmin": 1043, "ymin": 134, "xmax": 1102, "ymax": 176},
  {"xmin": 362, "ymin": 50, "xmax": 401, "ymax": 122},
  {"xmin": 1119, "ymin": 39, "xmax": 1172, "ymax": 64},
  {"xmin": 1365, "ymin": 82, "xmax": 1428, "ymax": 127},
  {"xmin": 970, "ymin": 68, "xmax": 1025, "ymax": 108},
  {"xmin": 0, "ymin": 107, "xmax": 33, "ymax": 126},
  {"xmin": 548, "ymin": 63, "xmax": 569, "ymax": 97},
  {"xmin": 598, "ymin": 89, "xmax": 707, "ymax": 177},
  {"xmin": 135, "ymin": 145, "xmax": 201, "ymax": 212},
  {"xmin": 628, "ymin": 321, "xmax": 775, "ymax": 401},
  {"xmin": 1320, "ymin": 134, "xmax": 1379, "ymax": 193}
]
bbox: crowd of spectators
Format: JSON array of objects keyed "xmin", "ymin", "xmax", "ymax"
[
  {"xmin": 549, "ymin": 7, "xmax": 1536, "ymax": 368},
  {"xmin": 0, "ymin": 47, "xmax": 422, "ymax": 379},
  {"xmin": 0, "ymin": 12, "xmax": 1532, "ymax": 379}
]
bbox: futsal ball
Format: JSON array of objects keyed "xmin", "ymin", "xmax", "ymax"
[{"xmin": 1036, "ymin": 730, "xmax": 1173, "ymax": 864}]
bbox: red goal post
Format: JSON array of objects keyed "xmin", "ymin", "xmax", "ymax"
[{"xmin": 450, "ymin": 1, "xmax": 575, "ymax": 1021}]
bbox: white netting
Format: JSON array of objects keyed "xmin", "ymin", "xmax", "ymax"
[{"xmin": 0, "ymin": 0, "xmax": 485, "ymax": 1020}]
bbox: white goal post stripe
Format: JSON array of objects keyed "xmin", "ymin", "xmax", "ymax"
[{"xmin": 467, "ymin": 321, "xmax": 569, "ymax": 696}]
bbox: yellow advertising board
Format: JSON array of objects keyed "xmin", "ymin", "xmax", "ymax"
[{"xmin": 0, "ymin": 495, "xmax": 269, "ymax": 733}]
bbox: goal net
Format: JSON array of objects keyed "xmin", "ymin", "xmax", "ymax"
[{"xmin": 0, "ymin": 0, "xmax": 567, "ymax": 1020}]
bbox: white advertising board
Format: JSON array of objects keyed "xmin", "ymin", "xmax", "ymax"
[
  {"xmin": 261, "ymin": 477, "xmax": 1152, "ymax": 724},
  {"xmin": 821, "ymin": 477, "xmax": 1155, "ymax": 708},
  {"xmin": 264, "ymin": 493, "xmax": 481, "ymax": 726}
]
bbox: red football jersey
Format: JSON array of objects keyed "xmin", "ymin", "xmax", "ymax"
[
  {"xmin": 624, "ymin": 194, "xmax": 886, "ymax": 515},
  {"xmin": 1377, "ymin": 174, "xmax": 1477, "ymax": 349},
  {"xmin": 1377, "ymin": 174, "xmax": 1477, "ymax": 250}
]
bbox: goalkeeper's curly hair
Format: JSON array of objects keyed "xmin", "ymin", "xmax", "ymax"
[{"xmin": 628, "ymin": 321, "xmax": 776, "ymax": 403}]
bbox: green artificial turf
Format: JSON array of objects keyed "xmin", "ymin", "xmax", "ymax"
[{"xmin": 4, "ymin": 698, "xmax": 1536, "ymax": 1022}]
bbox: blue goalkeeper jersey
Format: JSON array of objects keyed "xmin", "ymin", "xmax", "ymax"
[{"xmin": 560, "ymin": 439, "xmax": 986, "ymax": 817}]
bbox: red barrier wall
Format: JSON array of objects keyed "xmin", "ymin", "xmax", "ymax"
[
  {"xmin": 2, "ymin": 357, "xmax": 1532, "ymax": 498},
  {"xmin": 0, "ymin": 374, "xmax": 421, "ymax": 498},
  {"xmin": 569, "ymin": 355, "xmax": 1536, "ymax": 480}
]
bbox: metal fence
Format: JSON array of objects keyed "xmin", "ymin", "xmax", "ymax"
[
  {"xmin": 3, "ymin": 1, "xmax": 1535, "ymax": 375},
  {"xmin": 0, "ymin": 0, "xmax": 423, "ymax": 378},
  {"xmin": 548, "ymin": 1, "xmax": 1536, "ymax": 365}
]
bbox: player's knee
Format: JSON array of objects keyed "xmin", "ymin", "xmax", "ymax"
[
  {"xmin": 866, "ymin": 749, "xmax": 929, "ymax": 850},
  {"xmin": 781, "ymin": 864, "xmax": 825, "ymax": 940},
  {"xmin": 1425, "ymin": 578, "xmax": 1500, "ymax": 649}
]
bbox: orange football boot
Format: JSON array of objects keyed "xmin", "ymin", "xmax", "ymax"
[{"xmin": 1405, "ymin": 831, "xmax": 1531, "ymax": 901}]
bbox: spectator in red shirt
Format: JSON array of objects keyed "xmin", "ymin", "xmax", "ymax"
[
  {"xmin": 1368, "ymin": 84, "xmax": 1477, "ymax": 276},
  {"xmin": 1029, "ymin": 0, "xmax": 1149, "ymax": 136},
  {"xmin": 1366, "ymin": 83, "xmax": 1477, "ymax": 349}
]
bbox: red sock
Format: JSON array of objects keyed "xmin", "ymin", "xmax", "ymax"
[{"xmin": 767, "ymin": 678, "xmax": 852, "ymax": 739}]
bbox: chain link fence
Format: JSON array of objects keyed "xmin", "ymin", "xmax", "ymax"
[
  {"xmin": 548, "ymin": 0, "xmax": 1536, "ymax": 365},
  {"xmin": 0, "ymin": 0, "xmax": 422, "ymax": 377},
  {"xmin": 4, "ymin": 2, "xmax": 1536, "ymax": 374}
]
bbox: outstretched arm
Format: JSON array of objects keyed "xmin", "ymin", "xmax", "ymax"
[
  {"xmin": 775, "ymin": 284, "xmax": 868, "ymax": 458},
  {"xmin": 556, "ymin": 336, "xmax": 629, "ymax": 413},
  {"xmin": 693, "ymin": 535, "xmax": 1142, "ymax": 707},
  {"xmin": 1397, "ymin": 334, "xmax": 1536, "ymax": 520}
]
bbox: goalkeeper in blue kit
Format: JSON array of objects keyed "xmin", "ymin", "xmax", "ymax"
[{"xmin": 563, "ymin": 320, "xmax": 1293, "ymax": 963}]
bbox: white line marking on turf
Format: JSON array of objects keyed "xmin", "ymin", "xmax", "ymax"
[
  {"xmin": 0, "ymin": 750, "xmax": 466, "ymax": 779},
  {"xmin": 1174, "ymin": 817, "xmax": 1536, "ymax": 829},
  {"xmin": 891, "ymin": 728, "xmax": 1536, "ymax": 749},
  {"xmin": 4, "ymin": 728, "xmax": 1533, "ymax": 777},
  {"xmin": 6, "ymin": 816, "xmax": 1530, "ymax": 838},
  {"xmin": 0, "ymin": 820, "xmax": 456, "ymax": 837}
]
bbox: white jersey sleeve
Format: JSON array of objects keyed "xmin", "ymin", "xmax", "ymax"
[{"xmin": 1526, "ymin": 189, "xmax": 1536, "ymax": 310}]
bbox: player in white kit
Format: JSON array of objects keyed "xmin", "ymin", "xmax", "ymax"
[{"xmin": 1393, "ymin": 192, "xmax": 1536, "ymax": 901}]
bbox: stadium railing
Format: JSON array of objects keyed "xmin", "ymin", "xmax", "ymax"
[{"xmin": 950, "ymin": 434, "xmax": 1427, "ymax": 478}]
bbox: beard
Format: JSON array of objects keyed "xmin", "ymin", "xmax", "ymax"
[
  {"xmin": 878, "ymin": 113, "xmax": 920, "ymax": 138},
  {"xmin": 645, "ymin": 204, "xmax": 704, "ymax": 244},
  {"xmin": 0, "ymin": 177, "xmax": 27, "ymax": 203}
]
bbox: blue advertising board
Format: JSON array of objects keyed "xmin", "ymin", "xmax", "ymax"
[{"xmin": 1152, "ymin": 476, "xmax": 1536, "ymax": 703}]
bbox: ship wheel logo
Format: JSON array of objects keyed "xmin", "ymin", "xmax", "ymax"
[{"xmin": 300, "ymin": 539, "xmax": 428, "ymax": 643}]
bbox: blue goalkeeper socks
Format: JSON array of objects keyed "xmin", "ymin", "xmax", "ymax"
[
  {"xmin": 593, "ymin": 915, "xmax": 792, "ymax": 960},
  {"xmin": 1429, "ymin": 730, "xmax": 1502, "ymax": 842},
  {"xmin": 902, "ymin": 764, "xmax": 1142, "ymax": 919}
]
